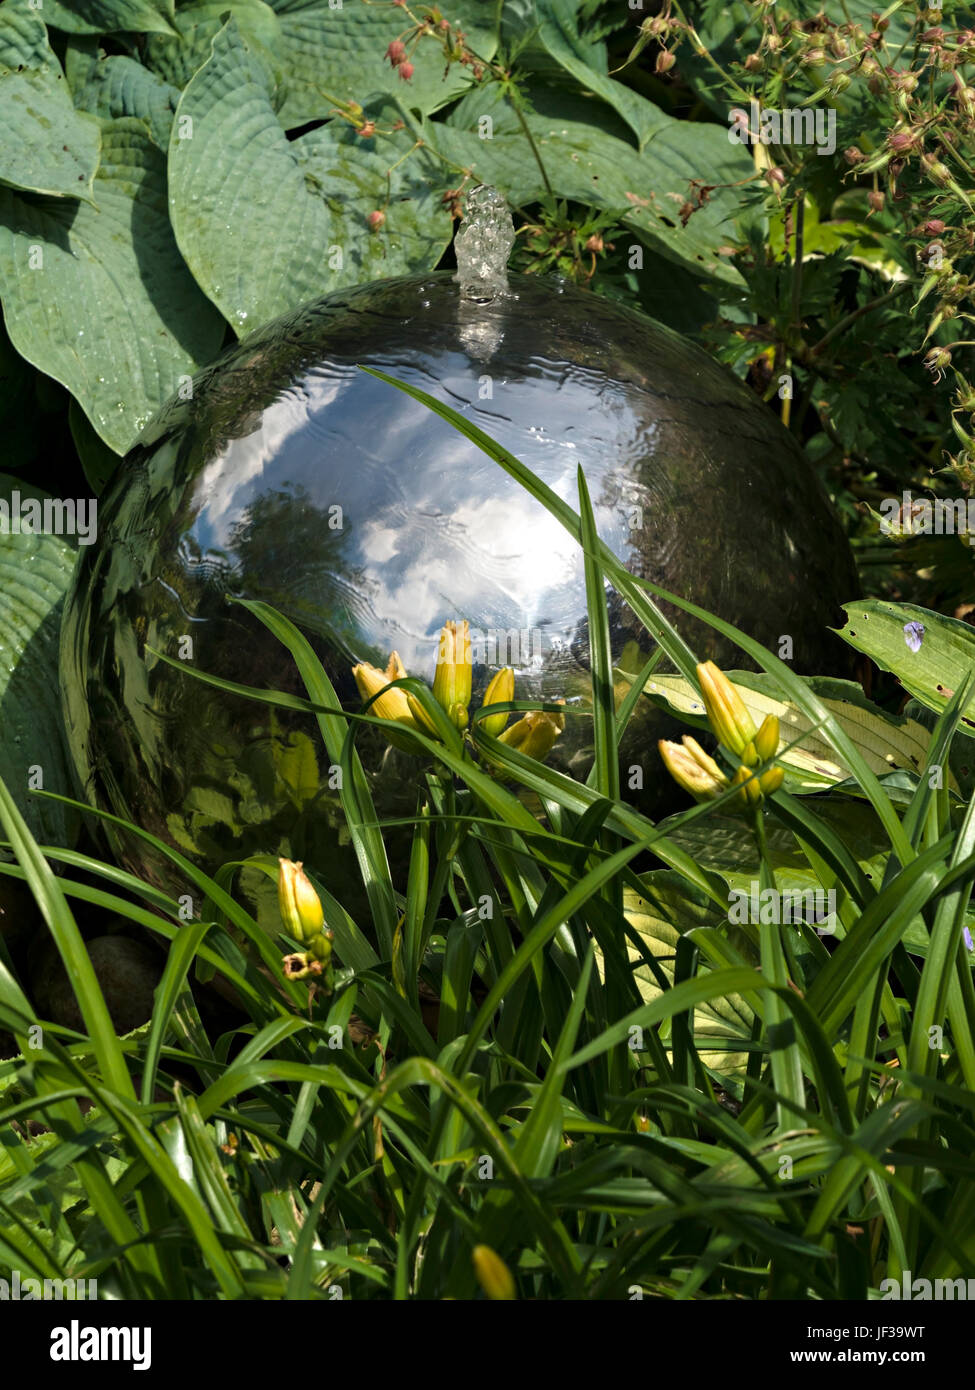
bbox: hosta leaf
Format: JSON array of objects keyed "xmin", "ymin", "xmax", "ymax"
[
  {"xmin": 635, "ymin": 669, "xmax": 933, "ymax": 792},
  {"xmin": 39, "ymin": 0, "xmax": 177, "ymax": 36},
  {"xmin": 836, "ymin": 600, "xmax": 975, "ymax": 740},
  {"xmin": 67, "ymin": 44, "xmax": 180, "ymax": 151},
  {"xmin": 660, "ymin": 803, "xmax": 889, "ymax": 916},
  {"xmin": 435, "ymin": 91, "xmax": 748, "ymax": 284},
  {"xmin": 168, "ymin": 21, "xmax": 452, "ymax": 334},
  {"xmin": 266, "ymin": 0, "xmax": 499, "ymax": 129},
  {"xmin": 143, "ymin": 0, "xmax": 283, "ymax": 91},
  {"xmin": 0, "ymin": 474, "xmax": 79, "ymax": 849},
  {"xmin": 0, "ymin": 0, "xmax": 100, "ymax": 200},
  {"xmin": 620, "ymin": 874, "xmax": 755, "ymax": 1077},
  {"xmin": 0, "ymin": 117, "xmax": 225, "ymax": 454},
  {"xmin": 533, "ymin": 0, "xmax": 667, "ymax": 150}
]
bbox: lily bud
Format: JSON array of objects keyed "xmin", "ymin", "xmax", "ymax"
[
  {"xmin": 658, "ymin": 737, "xmax": 730, "ymax": 802},
  {"xmin": 472, "ymin": 1245, "xmax": 516, "ymax": 1300},
  {"xmin": 278, "ymin": 859, "xmax": 324, "ymax": 943},
  {"xmin": 753, "ymin": 713, "xmax": 780, "ymax": 764},
  {"xmin": 432, "ymin": 620, "xmax": 472, "ymax": 730},
  {"xmin": 498, "ymin": 706, "xmax": 565, "ymax": 761},
  {"xmin": 696, "ymin": 661, "xmax": 758, "ymax": 756},
  {"xmin": 352, "ymin": 652, "xmax": 428, "ymax": 749},
  {"xmin": 480, "ymin": 667, "xmax": 514, "ymax": 737}
]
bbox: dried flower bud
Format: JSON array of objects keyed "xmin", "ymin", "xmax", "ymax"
[
  {"xmin": 744, "ymin": 52, "xmax": 762, "ymax": 71},
  {"xmin": 923, "ymin": 218, "xmax": 946, "ymax": 235},
  {"xmin": 765, "ymin": 166, "xmax": 787, "ymax": 186},
  {"xmin": 888, "ymin": 130, "xmax": 917, "ymax": 153},
  {"xmin": 359, "ymin": 121, "xmax": 376, "ymax": 138},
  {"xmin": 844, "ymin": 146, "xmax": 865, "ymax": 165},
  {"xmin": 585, "ymin": 233, "xmax": 605, "ymax": 252},
  {"xmin": 655, "ymin": 49, "xmax": 676, "ymax": 74},
  {"xmin": 868, "ymin": 190, "xmax": 885, "ymax": 212}
]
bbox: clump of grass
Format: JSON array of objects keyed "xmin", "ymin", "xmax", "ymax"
[{"xmin": 2, "ymin": 383, "xmax": 974, "ymax": 1299}]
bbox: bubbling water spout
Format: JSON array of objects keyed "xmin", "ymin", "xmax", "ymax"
[{"xmin": 453, "ymin": 185, "xmax": 515, "ymax": 302}]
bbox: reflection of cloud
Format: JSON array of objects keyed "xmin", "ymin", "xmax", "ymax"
[{"xmin": 193, "ymin": 382, "xmax": 344, "ymax": 550}]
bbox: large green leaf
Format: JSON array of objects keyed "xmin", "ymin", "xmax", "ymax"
[
  {"xmin": 39, "ymin": 0, "xmax": 177, "ymax": 35},
  {"xmin": 619, "ymin": 875, "xmax": 755, "ymax": 1077},
  {"xmin": 634, "ymin": 669, "xmax": 934, "ymax": 793},
  {"xmin": 0, "ymin": 117, "xmax": 225, "ymax": 453},
  {"xmin": 67, "ymin": 42, "xmax": 180, "ymax": 151},
  {"xmin": 0, "ymin": 474, "xmax": 79, "ymax": 848},
  {"xmin": 435, "ymin": 86, "xmax": 748, "ymax": 284},
  {"xmin": 267, "ymin": 0, "xmax": 499, "ymax": 129},
  {"xmin": 533, "ymin": 0, "xmax": 666, "ymax": 150},
  {"xmin": 168, "ymin": 21, "xmax": 452, "ymax": 334},
  {"xmin": 142, "ymin": 0, "xmax": 283, "ymax": 91},
  {"xmin": 836, "ymin": 600, "xmax": 975, "ymax": 740},
  {"xmin": 0, "ymin": 0, "xmax": 100, "ymax": 200}
]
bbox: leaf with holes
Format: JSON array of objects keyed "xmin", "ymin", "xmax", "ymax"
[{"xmin": 836, "ymin": 600, "xmax": 975, "ymax": 740}]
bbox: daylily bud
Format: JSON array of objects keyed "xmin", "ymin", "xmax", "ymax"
[
  {"xmin": 432, "ymin": 620, "xmax": 472, "ymax": 730},
  {"xmin": 472, "ymin": 1245, "xmax": 515, "ymax": 1300},
  {"xmin": 696, "ymin": 661, "xmax": 758, "ymax": 756},
  {"xmin": 480, "ymin": 667, "xmax": 514, "ymax": 737},
  {"xmin": 353, "ymin": 652, "xmax": 428, "ymax": 748},
  {"xmin": 658, "ymin": 737, "xmax": 730, "ymax": 802},
  {"xmin": 499, "ymin": 706, "xmax": 564, "ymax": 761},
  {"xmin": 754, "ymin": 713, "xmax": 780, "ymax": 764},
  {"xmin": 278, "ymin": 859, "xmax": 324, "ymax": 943}
]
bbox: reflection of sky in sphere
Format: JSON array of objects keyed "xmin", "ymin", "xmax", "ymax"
[{"xmin": 185, "ymin": 356, "xmax": 637, "ymax": 678}]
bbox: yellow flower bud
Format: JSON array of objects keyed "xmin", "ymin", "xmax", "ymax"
[
  {"xmin": 472, "ymin": 1245, "xmax": 516, "ymax": 1300},
  {"xmin": 659, "ymin": 737, "xmax": 730, "ymax": 802},
  {"xmin": 479, "ymin": 667, "xmax": 514, "ymax": 737},
  {"xmin": 278, "ymin": 859, "xmax": 324, "ymax": 943},
  {"xmin": 432, "ymin": 620, "xmax": 472, "ymax": 730},
  {"xmin": 760, "ymin": 765, "xmax": 785, "ymax": 796},
  {"xmin": 498, "ymin": 705, "xmax": 564, "ymax": 761},
  {"xmin": 353, "ymin": 652, "xmax": 429, "ymax": 749},
  {"xmin": 696, "ymin": 661, "xmax": 758, "ymax": 757},
  {"xmin": 754, "ymin": 713, "xmax": 780, "ymax": 764}
]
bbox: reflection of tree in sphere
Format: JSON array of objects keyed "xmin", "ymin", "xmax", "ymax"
[{"xmin": 61, "ymin": 272, "xmax": 857, "ymax": 922}]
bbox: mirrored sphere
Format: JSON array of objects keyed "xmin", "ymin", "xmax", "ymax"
[{"xmin": 61, "ymin": 272, "xmax": 857, "ymax": 915}]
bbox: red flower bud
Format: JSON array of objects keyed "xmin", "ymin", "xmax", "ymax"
[
  {"xmin": 368, "ymin": 209, "xmax": 386, "ymax": 231},
  {"xmin": 385, "ymin": 40, "xmax": 406, "ymax": 66},
  {"xmin": 359, "ymin": 121, "xmax": 376, "ymax": 138},
  {"xmin": 398, "ymin": 61, "xmax": 415, "ymax": 81}
]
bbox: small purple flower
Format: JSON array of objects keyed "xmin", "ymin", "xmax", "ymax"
[
  {"xmin": 904, "ymin": 621, "xmax": 925, "ymax": 653},
  {"xmin": 964, "ymin": 925, "xmax": 974, "ymax": 953}
]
